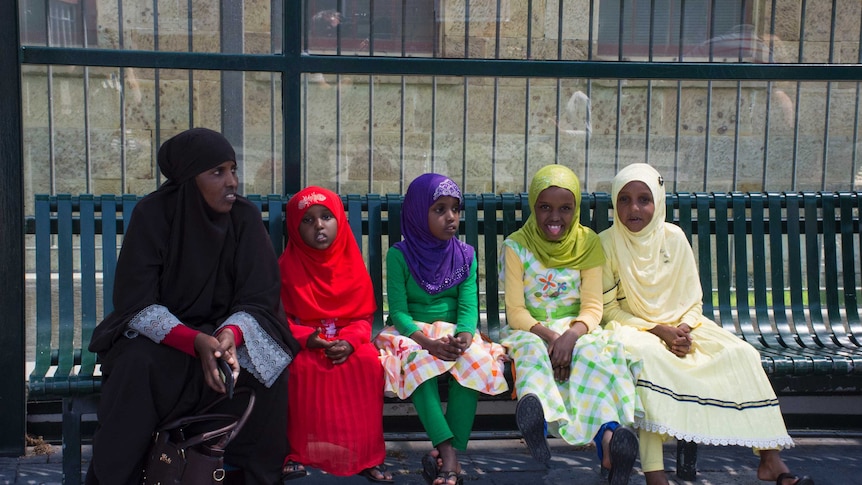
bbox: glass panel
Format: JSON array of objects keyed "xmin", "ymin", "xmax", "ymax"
[
  {"xmin": 18, "ymin": 0, "xmax": 861, "ymax": 63},
  {"xmin": 301, "ymin": 74, "xmax": 860, "ymax": 193},
  {"xmin": 19, "ymin": 0, "xmax": 278, "ymax": 53},
  {"xmin": 21, "ymin": 66, "xmax": 284, "ymax": 212}
]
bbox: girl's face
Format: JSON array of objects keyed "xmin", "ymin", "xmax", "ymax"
[
  {"xmin": 298, "ymin": 204, "xmax": 338, "ymax": 250},
  {"xmin": 534, "ymin": 186, "xmax": 575, "ymax": 242},
  {"xmin": 427, "ymin": 195, "xmax": 460, "ymax": 241},
  {"xmin": 615, "ymin": 181, "xmax": 655, "ymax": 233},
  {"xmin": 194, "ymin": 160, "xmax": 238, "ymax": 214}
]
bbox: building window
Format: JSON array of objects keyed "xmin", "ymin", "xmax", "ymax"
[
  {"xmin": 20, "ymin": 0, "xmax": 98, "ymax": 47},
  {"xmin": 598, "ymin": 0, "xmax": 755, "ymax": 60},
  {"xmin": 305, "ymin": 0, "xmax": 436, "ymax": 55}
]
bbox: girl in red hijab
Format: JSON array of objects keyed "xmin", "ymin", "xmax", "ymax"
[{"xmin": 279, "ymin": 186, "xmax": 393, "ymax": 483}]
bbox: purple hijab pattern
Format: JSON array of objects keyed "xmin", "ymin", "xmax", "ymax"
[{"xmin": 393, "ymin": 173, "xmax": 474, "ymax": 295}]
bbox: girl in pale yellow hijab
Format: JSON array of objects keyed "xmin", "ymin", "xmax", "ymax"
[
  {"xmin": 600, "ymin": 163, "xmax": 811, "ymax": 485},
  {"xmin": 500, "ymin": 164, "xmax": 640, "ymax": 485}
]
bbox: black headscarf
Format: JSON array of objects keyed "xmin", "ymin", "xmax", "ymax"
[{"xmin": 90, "ymin": 128, "xmax": 299, "ymax": 359}]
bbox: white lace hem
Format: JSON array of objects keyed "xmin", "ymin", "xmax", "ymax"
[{"xmin": 635, "ymin": 417, "xmax": 795, "ymax": 450}]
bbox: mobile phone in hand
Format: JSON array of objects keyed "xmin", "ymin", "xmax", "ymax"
[{"xmin": 217, "ymin": 357, "xmax": 234, "ymax": 399}]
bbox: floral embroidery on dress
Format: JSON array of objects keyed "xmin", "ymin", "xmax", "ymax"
[{"xmin": 535, "ymin": 272, "xmax": 569, "ymax": 299}]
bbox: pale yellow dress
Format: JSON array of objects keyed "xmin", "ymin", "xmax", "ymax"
[{"xmin": 600, "ymin": 163, "xmax": 793, "ymax": 471}]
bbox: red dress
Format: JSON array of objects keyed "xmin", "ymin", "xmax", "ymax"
[
  {"xmin": 286, "ymin": 317, "xmax": 384, "ymax": 475},
  {"xmin": 279, "ymin": 186, "xmax": 385, "ymax": 476}
]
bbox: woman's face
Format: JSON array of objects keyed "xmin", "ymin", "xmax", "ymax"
[
  {"xmin": 195, "ymin": 160, "xmax": 238, "ymax": 213},
  {"xmin": 615, "ymin": 181, "xmax": 655, "ymax": 233},
  {"xmin": 534, "ymin": 186, "xmax": 575, "ymax": 242},
  {"xmin": 427, "ymin": 195, "xmax": 461, "ymax": 241},
  {"xmin": 299, "ymin": 204, "xmax": 338, "ymax": 250}
]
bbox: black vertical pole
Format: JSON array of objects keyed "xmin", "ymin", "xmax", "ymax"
[
  {"xmin": 221, "ymin": 1, "xmax": 245, "ymax": 192},
  {"xmin": 0, "ymin": 0, "xmax": 26, "ymax": 457},
  {"xmin": 283, "ymin": 0, "xmax": 302, "ymax": 195}
]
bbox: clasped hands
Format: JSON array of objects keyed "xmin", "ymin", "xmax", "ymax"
[
  {"xmin": 651, "ymin": 323, "xmax": 693, "ymax": 357},
  {"xmin": 307, "ymin": 329, "xmax": 354, "ymax": 364},
  {"xmin": 417, "ymin": 331, "xmax": 472, "ymax": 361}
]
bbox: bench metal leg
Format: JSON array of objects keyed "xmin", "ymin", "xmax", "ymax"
[
  {"xmin": 62, "ymin": 396, "xmax": 99, "ymax": 485},
  {"xmin": 676, "ymin": 439, "xmax": 697, "ymax": 481}
]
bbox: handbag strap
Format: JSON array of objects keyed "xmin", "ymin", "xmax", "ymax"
[{"xmin": 158, "ymin": 388, "xmax": 257, "ymax": 451}]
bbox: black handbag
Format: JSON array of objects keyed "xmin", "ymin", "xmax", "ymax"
[{"xmin": 141, "ymin": 387, "xmax": 255, "ymax": 484}]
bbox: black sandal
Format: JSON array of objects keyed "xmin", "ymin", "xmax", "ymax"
[
  {"xmin": 421, "ymin": 453, "xmax": 440, "ymax": 484},
  {"xmin": 281, "ymin": 460, "xmax": 307, "ymax": 481},
  {"xmin": 776, "ymin": 473, "xmax": 815, "ymax": 485},
  {"xmin": 360, "ymin": 464, "xmax": 394, "ymax": 483},
  {"xmin": 433, "ymin": 470, "xmax": 463, "ymax": 485}
]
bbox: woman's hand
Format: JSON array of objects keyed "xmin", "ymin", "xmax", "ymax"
[
  {"xmin": 195, "ymin": 330, "xmax": 238, "ymax": 394},
  {"xmin": 324, "ymin": 339, "xmax": 354, "ymax": 365},
  {"xmin": 547, "ymin": 323, "xmax": 586, "ymax": 382},
  {"xmin": 649, "ymin": 324, "xmax": 692, "ymax": 357}
]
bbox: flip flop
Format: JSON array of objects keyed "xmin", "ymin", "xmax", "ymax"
[
  {"xmin": 516, "ymin": 393, "xmax": 551, "ymax": 464},
  {"xmin": 421, "ymin": 453, "xmax": 440, "ymax": 485},
  {"xmin": 776, "ymin": 473, "xmax": 815, "ymax": 485},
  {"xmin": 281, "ymin": 460, "xmax": 307, "ymax": 481},
  {"xmin": 607, "ymin": 426, "xmax": 638, "ymax": 485},
  {"xmin": 360, "ymin": 464, "xmax": 394, "ymax": 483}
]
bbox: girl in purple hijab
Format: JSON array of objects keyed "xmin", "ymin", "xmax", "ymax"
[
  {"xmin": 393, "ymin": 173, "xmax": 473, "ymax": 294},
  {"xmin": 375, "ymin": 174, "xmax": 508, "ymax": 485}
]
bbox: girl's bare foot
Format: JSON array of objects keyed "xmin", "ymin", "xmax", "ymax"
[{"xmin": 758, "ymin": 450, "xmax": 811, "ymax": 484}]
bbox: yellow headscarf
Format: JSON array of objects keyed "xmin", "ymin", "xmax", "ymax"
[
  {"xmin": 508, "ymin": 164, "xmax": 604, "ymax": 270},
  {"xmin": 605, "ymin": 163, "xmax": 702, "ymax": 324}
]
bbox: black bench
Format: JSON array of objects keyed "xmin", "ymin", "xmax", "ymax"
[{"xmin": 25, "ymin": 191, "xmax": 862, "ymax": 483}]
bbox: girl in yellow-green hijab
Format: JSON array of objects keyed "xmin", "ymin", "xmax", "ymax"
[{"xmin": 500, "ymin": 164, "xmax": 640, "ymax": 485}]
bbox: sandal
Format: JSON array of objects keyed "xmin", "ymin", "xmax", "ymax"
[
  {"xmin": 421, "ymin": 453, "xmax": 440, "ymax": 484},
  {"xmin": 360, "ymin": 464, "xmax": 394, "ymax": 483},
  {"xmin": 607, "ymin": 426, "xmax": 638, "ymax": 485},
  {"xmin": 776, "ymin": 473, "xmax": 815, "ymax": 485},
  {"xmin": 516, "ymin": 393, "xmax": 551, "ymax": 464},
  {"xmin": 281, "ymin": 460, "xmax": 307, "ymax": 481},
  {"xmin": 432, "ymin": 470, "xmax": 463, "ymax": 485}
]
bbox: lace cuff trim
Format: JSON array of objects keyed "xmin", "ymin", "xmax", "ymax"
[
  {"xmin": 635, "ymin": 418, "xmax": 796, "ymax": 450},
  {"xmin": 219, "ymin": 311, "xmax": 292, "ymax": 388},
  {"xmin": 127, "ymin": 304, "xmax": 181, "ymax": 343}
]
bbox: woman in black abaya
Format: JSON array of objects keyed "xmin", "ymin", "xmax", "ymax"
[{"xmin": 86, "ymin": 127, "xmax": 299, "ymax": 484}]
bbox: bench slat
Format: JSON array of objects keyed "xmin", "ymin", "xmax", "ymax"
[
  {"xmin": 56, "ymin": 195, "xmax": 75, "ymax": 393},
  {"xmin": 78, "ymin": 196, "xmax": 98, "ymax": 384},
  {"xmin": 366, "ymin": 194, "xmax": 385, "ymax": 330},
  {"xmin": 749, "ymin": 193, "xmax": 774, "ymax": 347},
  {"xmin": 803, "ymin": 193, "xmax": 830, "ymax": 348},
  {"xmin": 839, "ymin": 193, "xmax": 862, "ymax": 346},
  {"xmin": 732, "ymin": 193, "xmax": 761, "ymax": 346}
]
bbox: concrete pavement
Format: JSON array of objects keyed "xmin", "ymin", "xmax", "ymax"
[{"xmin": 1, "ymin": 433, "xmax": 859, "ymax": 484}]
